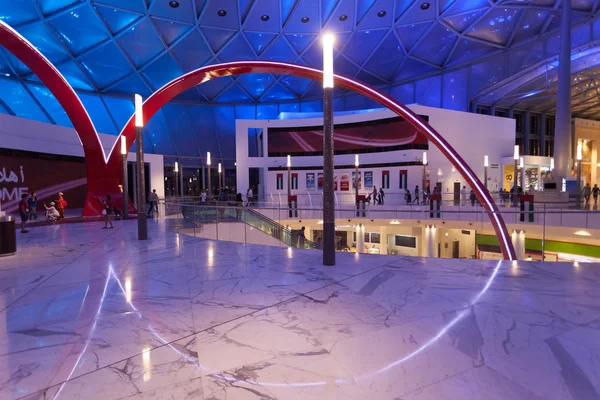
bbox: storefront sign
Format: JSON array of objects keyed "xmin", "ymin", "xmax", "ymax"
[{"xmin": 340, "ymin": 173, "xmax": 349, "ymax": 191}]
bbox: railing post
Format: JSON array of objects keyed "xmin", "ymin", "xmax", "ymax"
[{"xmin": 542, "ymin": 203, "xmax": 546, "ymax": 263}]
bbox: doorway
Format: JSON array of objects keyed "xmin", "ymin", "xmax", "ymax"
[
  {"xmin": 453, "ymin": 182, "xmax": 461, "ymax": 205},
  {"xmin": 452, "ymin": 240, "xmax": 460, "ymax": 258}
]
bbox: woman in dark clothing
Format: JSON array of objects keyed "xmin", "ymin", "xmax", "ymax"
[
  {"xmin": 99, "ymin": 195, "xmax": 114, "ymax": 229},
  {"xmin": 235, "ymin": 193, "xmax": 243, "ymax": 220}
]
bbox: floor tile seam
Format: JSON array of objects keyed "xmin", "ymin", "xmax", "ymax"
[
  {"xmin": 394, "ymin": 364, "xmax": 484, "ymax": 397},
  {"xmin": 0, "ymin": 225, "xmax": 129, "ymax": 313},
  {"xmin": 27, "ymin": 264, "xmax": 390, "ymax": 395}
]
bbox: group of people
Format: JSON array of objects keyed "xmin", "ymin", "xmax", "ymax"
[
  {"xmin": 366, "ymin": 186, "xmax": 385, "ymax": 205},
  {"xmin": 583, "ymin": 183, "xmax": 600, "ymax": 204},
  {"xmin": 405, "ymin": 185, "xmax": 436, "ymax": 205},
  {"xmin": 18, "ymin": 192, "xmax": 67, "ymax": 233}
]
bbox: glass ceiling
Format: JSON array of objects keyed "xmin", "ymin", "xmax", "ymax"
[{"xmin": 0, "ymin": 0, "xmax": 598, "ymax": 162}]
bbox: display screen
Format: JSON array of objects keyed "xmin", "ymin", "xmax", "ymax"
[
  {"xmin": 395, "ymin": 235, "xmax": 416, "ymax": 248},
  {"xmin": 0, "ymin": 150, "xmax": 87, "ymax": 214},
  {"xmin": 267, "ymin": 116, "xmax": 428, "ymax": 157}
]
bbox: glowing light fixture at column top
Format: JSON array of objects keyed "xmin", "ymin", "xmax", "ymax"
[
  {"xmin": 577, "ymin": 142, "xmax": 583, "ymax": 161},
  {"xmin": 513, "ymin": 145, "xmax": 519, "ymax": 160},
  {"xmin": 423, "ymin": 152, "xmax": 427, "ymax": 165},
  {"xmin": 174, "ymin": 161, "xmax": 179, "ymax": 172},
  {"xmin": 218, "ymin": 162, "xmax": 222, "ymax": 173},
  {"xmin": 355, "ymin": 154, "xmax": 359, "ymax": 167},
  {"xmin": 135, "ymin": 94, "xmax": 143, "ymax": 128},
  {"xmin": 550, "ymin": 158, "xmax": 554, "ymax": 170},
  {"xmin": 207, "ymin": 152, "xmax": 211, "ymax": 165},
  {"xmin": 322, "ymin": 33, "xmax": 335, "ymax": 88},
  {"xmin": 120, "ymin": 136, "xmax": 127, "ymax": 155},
  {"xmin": 287, "ymin": 155, "xmax": 291, "ymax": 168},
  {"xmin": 484, "ymin": 155, "xmax": 489, "ymax": 167},
  {"xmin": 519, "ymin": 157, "xmax": 524, "ymax": 168}
]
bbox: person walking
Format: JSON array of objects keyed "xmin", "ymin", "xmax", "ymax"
[
  {"xmin": 27, "ymin": 192, "xmax": 38, "ymax": 220},
  {"xmin": 423, "ymin": 187, "xmax": 430, "ymax": 205},
  {"xmin": 593, "ymin": 184, "xmax": 600, "ymax": 204},
  {"xmin": 413, "ymin": 185, "xmax": 420, "ymax": 204},
  {"xmin": 583, "ymin": 183, "xmax": 592, "ymax": 204},
  {"xmin": 298, "ymin": 226, "xmax": 306, "ymax": 248},
  {"xmin": 147, "ymin": 189, "xmax": 159, "ymax": 217},
  {"xmin": 56, "ymin": 192, "xmax": 67, "ymax": 220},
  {"xmin": 379, "ymin": 188, "xmax": 385, "ymax": 205},
  {"xmin": 99, "ymin": 195, "xmax": 114, "ymax": 229},
  {"xmin": 460, "ymin": 186, "xmax": 467, "ymax": 206},
  {"xmin": 246, "ymin": 187, "xmax": 253, "ymax": 207},
  {"xmin": 405, "ymin": 189, "xmax": 411, "ymax": 204},
  {"xmin": 371, "ymin": 186, "xmax": 378, "ymax": 204},
  {"xmin": 235, "ymin": 193, "xmax": 243, "ymax": 220},
  {"xmin": 19, "ymin": 194, "xmax": 29, "ymax": 233},
  {"xmin": 470, "ymin": 190, "xmax": 476, "ymax": 206},
  {"xmin": 201, "ymin": 190, "xmax": 207, "ymax": 203}
]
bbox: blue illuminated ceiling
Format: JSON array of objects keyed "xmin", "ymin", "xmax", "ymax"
[{"xmin": 0, "ymin": 0, "xmax": 599, "ymax": 162}]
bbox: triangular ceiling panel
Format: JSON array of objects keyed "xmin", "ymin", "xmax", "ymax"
[
  {"xmin": 395, "ymin": 22, "xmax": 433, "ymax": 52},
  {"xmin": 237, "ymin": 74, "xmax": 275, "ymax": 99},
  {"xmin": 152, "ymin": 18, "xmax": 194, "ymax": 46},
  {"xmin": 283, "ymin": 0, "xmax": 321, "ymax": 33},
  {"xmin": 50, "ymin": 4, "xmax": 110, "ymax": 56},
  {"xmin": 80, "ymin": 42, "xmax": 134, "ymax": 88},
  {"xmin": 56, "ymin": 60, "xmax": 96, "ymax": 91},
  {"xmin": 356, "ymin": 70, "xmax": 387, "ymax": 86},
  {"xmin": 0, "ymin": 0, "xmax": 38, "ymax": 25},
  {"xmin": 245, "ymin": 32, "xmax": 278, "ymax": 55},
  {"xmin": 357, "ymin": 0, "xmax": 377, "ymax": 21},
  {"xmin": 243, "ymin": 0, "xmax": 280, "ymax": 32},
  {"xmin": 197, "ymin": 76, "xmax": 233, "ymax": 100},
  {"xmin": 321, "ymin": 0, "xmax": 337, "ymax": 24},
  {"xmin": 445, "ymin": 0, "xmax": 489, "ymax": 15},
  {"xmin": 12, "ymin": 22, "xmax": 71, "ymax": 69},
  {"xmin": 38, "ymin": 0, "xmax": 82, "ymax": 15},
  {"xmin": 364, "ymin": 33, "xmax": 404, "ymax": 80},
  {"xmin": 397, "ymin": 0, "xmax": 437, "ymax": 25},
  {"xmin": 200, "ymin": 27, "xmax": 236, "ymax": 52},
  {"xmin": 443, "ymin": 9, "xmax": 487, "ymax": 33},
  {"xmin": 334, "ymin": 54, "xmax": 360, "ymax": 77},
  {"xmin": 91, "ymin": 0, "xmax": 146, "ymax": 13},
  {"xmin": 411, "ymin": 23, "xmax": 458, "ymax": 65},
  {"xmin": 93, "ymin": 4, "xmax": 143, "ymax": 34},
  {"xmin": 171, "ymin": 28, "xmax": 213, "ymax": 72},
  {"xmin": 214, "ymin": 84, "xmax": 253, "ymax": 103},
  {"xmin": 466, "ymin": 8, "xmax": 520, "ymax": 45},
  {"xmin": 260, "ymin": 36, "xmax": 297, "ymax": 62},
  {"xmin": 261, "ymin": 82, "xmax": 298, "ymax": 101},
  {"xmin": 394, "ymin": 57, "xmax": 439, "ymax": 81},
  {"xmin": 358, "ymin": 0, "xmax": 394, "ymax": 30},
  {"xmin": 438, "ymin": 0, "xmax": 458, "ymax": 13},
  {"xmin": 280, "ymin": 75, "xmax": 312, "ymax": 96},
  {"xmin": 511, "ymin": 10, "xmax": 549, "ymax": 45},
  {"xmin": 285, "ymin": 34, "xmax": 316, "ymax": 54},
  {"xmin": 141, "ymin": 53, "xmax": 184, "ymax": 90},
  {"xmin": 217, "ymin": 34, "xmax": 256, "ymax": 62},
  {"xmin": 394, "ymin": 0, "xmax": 415, "ymax": 21},
  {"xmin": 149, "ymin": 0, "xmax": 195, "ymax": 24},
  {"xmin": 199, "ymin": 0, "xmax": 239, "ymax": 29},
  {"xmin": 117, "ymin": 19, "xmax": 165, "ymax": 67},
  {"xmin": 343, "ymin": 30, "xmax": 388, "ymax": 65},
  {"xmin": 446, "ymin": 38, "xmax": 497, "ymax": 66},
  {"xmin": 323, "ymin": 0, "xmax": 356, "ymax": 32}
]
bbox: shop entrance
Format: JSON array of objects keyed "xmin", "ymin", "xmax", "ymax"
[{"xmin": 453, "ymin": 182, "xmax": 461, "ymax": 205}]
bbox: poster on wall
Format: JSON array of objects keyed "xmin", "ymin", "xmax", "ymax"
[
  {"xmin": 317, "ymin": 173, "xmax": 324, "ymax": 190},
  {"xmin": 306, "ymin": 173, "xmax": 315, "ymax": 189},
  {"xmin": 352, "ymin": 171, "xmax": 362, "ymax": 190},
  {"xmin": 340, "ymin": 173, "xmax": 350, "ymax": 191},
  {"xmin": 364, "ymin": 171, "xmax": 373, "ymax": 189},
  {"xmin": 0, "ymin": 154, "xmax": 87, "ymax": 213}
]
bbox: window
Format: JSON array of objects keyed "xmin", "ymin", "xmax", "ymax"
[{"xmin": 530, "ymin": 139, "xmax": 539, "ymax": 156}]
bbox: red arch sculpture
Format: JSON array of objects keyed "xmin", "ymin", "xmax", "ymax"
[{"xmin": 0, "ymin": 21, "xmax": 515, "ymax": 260}]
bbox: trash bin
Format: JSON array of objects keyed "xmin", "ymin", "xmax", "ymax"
[{"xmin": 0, "ymin": 216, "xmax": 16, "ymax": 257}]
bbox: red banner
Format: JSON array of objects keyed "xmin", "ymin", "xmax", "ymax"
[{"xmin": 0, "ymin": 154, "xmax": 87, "ymax": 213}]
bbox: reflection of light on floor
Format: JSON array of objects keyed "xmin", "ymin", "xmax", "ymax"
[
  {"xmin": 125, "ymin": 278, "xmax": 132, "ymax": 303},
  {"xmin": 208, "ymin": 247, "xmax": 214, "ymax": 267},
  {"xmin": 142, "ymin": 348, "xmax": 151, "ymax": 382}
]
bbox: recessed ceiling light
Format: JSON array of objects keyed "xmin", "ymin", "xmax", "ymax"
[
  {"xmin": 339, "ymin": 15, "xmax": 348, "ymax": 21},
  {"xmin": 574, "ymin": 230, "xmax": 592, "ymax": 236},
  {"xmin": 169, "ymin": 0, "xmax": 180, "ymax": 8},
  {"xmin": 261, "ymin": 14, "xmax": 270, "ymax": 21},
  {"xmin": 301, "ymin": 16, "xmax": 310, "ymax": 23},
  {"xmin": 217, "ymin": 9, "xmax": 227, "ymax": 17},
  {"xmin": 377, "ymin": 10, "xmax": 386, "ymax": 17},
  {"xmin": 420, "ymin": 2, "xmax": 431, "ymax": 10}
]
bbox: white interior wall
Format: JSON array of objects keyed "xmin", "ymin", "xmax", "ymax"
[
  {"xmin": 0, "ymin": 113, "xmax": 164, "ymax": 198},
  {"xmin": 236, "ymin": 106, "xmax": 515, "ymax": 199}
]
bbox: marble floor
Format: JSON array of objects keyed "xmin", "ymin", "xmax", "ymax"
[{"xmin": 0, "ymin": 219, "xmax": 599, "ymax": 400}]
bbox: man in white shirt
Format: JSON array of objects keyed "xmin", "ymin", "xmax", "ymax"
[
  {"xmin": 247, "ymin": 187, "xmax": 253, "ymax": 206},
  {"xmin": 460, "ymin": 186, "xmax": 467, "ymax": 206}
]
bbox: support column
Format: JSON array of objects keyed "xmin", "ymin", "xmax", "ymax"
[
  {"xmin": 511, "ymin": 230, "xmax": 526, "ymax": 260},
  {"xmin": 524, "ymin": 111, "xmax": 531, "ymax": 155},
  {"xmin": 591, "ymin": 141, "xmax": 598, "ymax": 186},
  {"xmin": 380, "ymin": 226, "xmax": 388, "ymax": 255},
  {"xmin": 322, "ymin": 87, "xmax": 336, "ymax": 265},
  {"xmin": 554, "ymin": 0, "xmax": 572, "ymax": 179},
  {"xmin": 122, "ymin": 152, "xmax": 128, "ymax": 220},
  {"xmin": 356, "ymin": 224, "xmax": 365, "ymax": 254},
  {"xmin": 422, "ymin": 225, "xmax": 436, "ymax": 258},
  {"xmin": 540, "ymin": 115, "xmax": 547, "ymax": 157},
  {"xmin": 179, "ymin": 164, "xmax": 184, "ymax": 198},
  {"xmin": 136, "ymin": 126, "xmax": 147, "ymax": 240}
]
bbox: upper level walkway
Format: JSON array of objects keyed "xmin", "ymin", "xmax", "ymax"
[{"xmin": 1, "ymin": 218, "xmax": 598, "ymax": 399}]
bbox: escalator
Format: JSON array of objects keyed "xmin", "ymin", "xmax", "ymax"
[{"xmin": 180, "ymin": 203, "xmax": 319, "ymax": 250}]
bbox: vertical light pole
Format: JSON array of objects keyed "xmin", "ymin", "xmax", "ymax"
[
  {"xmin": 135, "ymin": 94, "xmax": 147, "ymax": 240},
  {"xmin": 577, "ymin": 141, "xmax": 583, "ymax": 206},
  {"xmin": 422, "ymin": 151, "xmax": 427, "ymax": 204},
  {"xmin": 287, "ymin": 155, "xmax": 291, "ymax": 197},
  {"xmin": 354, "ymin": 154, "xmax": 359, "ymax": 203},
  {"xmin": 207, "ymin": 152, "xmax": 211, "ymax": 201},
  {"xmin": 174, "ymin": 161, "xmax": 179, "ymax": 198},
  {"xmin": 519, "ymin": 157, "xmax": 525, "ymax": 194},
  {"xmin": 218, "ymin": 162, "xmax": 222, "ymax": 194},
  {"xmin": 484, "ymin": 155, "xmax": 489, "ymax": 191},
  {"xmin": 513, "ymin": 145, "xmax": 519, "ymax": 206},
  {"xmin": 121, "ymin": 136, "xmax": 128, "ymax": 220},
  {"xmin": 322, "ymin": 33, "xmax": 336, "ymax": 266}
]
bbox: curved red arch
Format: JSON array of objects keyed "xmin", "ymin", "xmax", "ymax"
[{"xmin": 111, "ymin": 61, "xmax": 516, "ymax": 260}]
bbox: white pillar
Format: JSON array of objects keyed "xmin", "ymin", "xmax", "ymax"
[
  {"xmin": 356, "ymin": 224, "xmax": 365, "ymax": 254},
  {"xmin": 380, "ymin": 226, "xmax": 388, "ymax": 255},
  {"xmin": 511, "ymin": 230, "xmax": 526, "ymax": 260},
  {"xmin": 422, "ymin": 225, "xmax": 436, "ymax": 258}
]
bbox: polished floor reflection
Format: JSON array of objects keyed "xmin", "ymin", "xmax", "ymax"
[{"xmin": 0, "ymin": 219, "xmax": 599, "ymax": 399}]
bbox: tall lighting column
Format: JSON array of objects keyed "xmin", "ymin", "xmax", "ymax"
[
  {"xmin": 354, "ymin": 154, "xmax": 359, "ymax": 203},
  {"xmin": 484, "ymin": 155, "xmax": 489, "ymax": 191},
  {"xmin": 322, "ymin": 33, "xmax": 336, "ymax": 266},
  {"xmin": 207, "ymin": 152, "xmax": 211, "ymax": 200},
  {"xmin": 287, "ymin": 155, "xmax": 291, "ymax": 197},
  {"xmin": 218, "ymin": 162, "xmax": 222, "ymax": 193},
  {"xmin": 422, "ymin": 152, "xmax": 427, "ymax": 204},
  {"xmin": 121, "ymin": 136, "xmax": 128, "ymax": 220},
  {"xmin": 174, "ymin": 161, "xmax": 179, "ymax": 198},
  {"xmin": 577, "ymin": 141, "xmax": 583, "ymax": 205},
  {"xmin": 513, "ymin": 145, "xmax": 519, "ymax": 206},
  {"xmin": 135, "ymin": 94, "xmax": 147, "ymax": 240}
]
